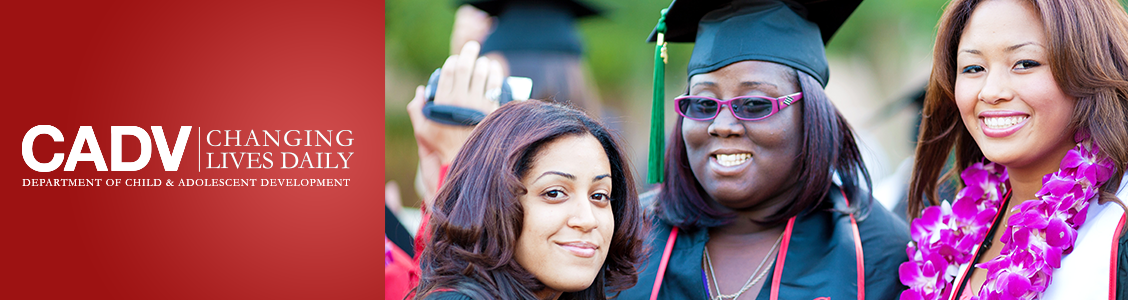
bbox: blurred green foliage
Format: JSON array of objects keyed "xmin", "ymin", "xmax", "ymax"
[{"xmin": 386, "ymin": 0, "xmax": 952, "ymax": 91}]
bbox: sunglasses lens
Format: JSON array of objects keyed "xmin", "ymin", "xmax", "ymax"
[
  {"xmin": 678, "ymin": 97, "xmax": 719, "ymax": 119},
  {"xmin": 732, "ymin": 97, "xmax": 774, "ymax": 120}
]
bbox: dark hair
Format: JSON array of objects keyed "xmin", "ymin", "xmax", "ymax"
[
  {"xmin": 909, "ymin": 0, "xmax": 1128, "ymax": 219},
  {"xmin": 497, "ymin": 50, "xmax": 600, "ymax": 112},
  {"xmin": 654, "ymin": 69, "xmax": 873, "ymax": 229},
  {"xmin": 413, "ymin": 100, "xmax": 644, "ymax": 299}
]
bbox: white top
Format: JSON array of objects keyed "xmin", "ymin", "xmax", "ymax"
[{"xmin": 1041, "ymin": 175, "xmax": 1128, "ymax": 299}]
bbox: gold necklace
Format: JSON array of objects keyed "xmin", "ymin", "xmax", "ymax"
[{"xmin": 703, "ymin": 233, "xmax": 784, "ymax": 300}]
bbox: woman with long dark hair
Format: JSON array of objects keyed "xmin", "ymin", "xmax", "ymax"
[
  {"xmin": 412, "ymin": 100, "xmax": 645, "ymax": 300},
  {"xmin": 618, "ymin": 0, "xmax": 909, "ymax": 299},
  {"xmin": 902, "ymin": 0, "xmax": 1128, "ymax": 299}
]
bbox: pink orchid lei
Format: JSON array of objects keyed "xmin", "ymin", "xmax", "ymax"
[{"xmin": 900, "ymin": 133, "xmax": 1117, "ymax": 300}]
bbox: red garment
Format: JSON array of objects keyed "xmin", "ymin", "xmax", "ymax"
[
  {"xmin": 387, "ymin": 164, "xmax": 448, "ymax": 300},
  {"xmin": 385, "ymin": 237, "xmax": 419, "ymax": 300},
  {"xmin": 414, "ymin": 209, "xmax": 430, "ymax": 264}
]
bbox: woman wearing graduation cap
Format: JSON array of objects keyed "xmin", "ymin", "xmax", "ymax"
[
  {"xmin": 617, "ymin": 0, "xmax": 909, "ymax": 299},
  {"xmin": 452, "ymin": 0, "xmax": 603, "ymax": 112}
]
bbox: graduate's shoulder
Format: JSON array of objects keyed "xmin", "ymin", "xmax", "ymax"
[{"xmin": 855, "ymin": 199, "xmax": 910, "ymax": 246}]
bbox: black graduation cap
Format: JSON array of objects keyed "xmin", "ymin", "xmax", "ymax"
[
  {"xmin": 651, "ymin": 0, "xmax": 861, "ymax": 86},
  {"xmin": 463, "ymin": 0, "xmax": 604, "ymax": 55},
  {"xmin": 643, "ymin": 0, "xmax": 862, "ymax": 183}
]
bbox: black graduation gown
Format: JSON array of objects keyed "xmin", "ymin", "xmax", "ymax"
[
  {"xmin": 1118, "ymin": 232, "xmax": 1128, "ymax": 299},
  {"xmin": 617, "ymin": 188, "xmax": 910, "ymax": 300}
]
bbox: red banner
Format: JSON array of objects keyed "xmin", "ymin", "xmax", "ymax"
[{"xmin": 1, "ymin": 0, "xmax": 386, "ymax": 298}]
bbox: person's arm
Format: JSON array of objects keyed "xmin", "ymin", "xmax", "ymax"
[
  {"xmin": 406, "ymin": 41, "xmax": 503, "ymax": 207},
  {"xmin": 406, "ymin": 42, "xmax": 504, "ymax": 258}
]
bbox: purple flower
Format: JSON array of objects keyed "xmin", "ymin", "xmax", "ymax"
[
  {"xmin": 1000, "ymin": 271, "xmax": 1032, "ymax": 297},
  {"xmin": 900, "ymin": 141, "xmax": 1115, "ymax": 300},
  {"xmin": 899, "ymin": 261, "xmax": 938, "ymax": 288},
  {"xmin": 1059, "ymin": 148, "xmax": 1085, "ymax": 170},
  {"xmin": 1008, "ymin": 206, "xmax": 1049, "ymax": 229},
  {"xmin": 1038, "ymin": 174, "xmax": 1076, "ymax": 198},
  {"xmin": 900, "ymin": 289, "xmax": 926, "ymax": 300},
  {"xmin": 911, "ymin": 203, "xmax": 951, "ymax": 244},
  {"xmin": 1094, "ymin": 161, "xmax": 1116, "ymax": 184},
  {"xmin": 1044, "ymin": 218, "xmax": 1075, "ymax": 249},
  {"xmin": 1069, "ymin": 204, "xmax": 1090, "ymax": 232},
  {"xmin": 952, "ymin": 194, "xmax": 982, "ymax": 223}
]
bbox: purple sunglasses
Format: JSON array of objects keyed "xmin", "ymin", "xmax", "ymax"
[{"xmin": 673, "ymin": 92, "xmax": 803, "ymax": 121}]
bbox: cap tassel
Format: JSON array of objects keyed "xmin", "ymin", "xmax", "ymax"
[{"xmin": 648, "ymin": 8, "xmax": 668, "ymax": 184}]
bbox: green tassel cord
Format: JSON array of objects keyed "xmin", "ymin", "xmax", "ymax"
[{"xmin": 648, "ymin": 9, "xmax": 668, "ymax": 184}]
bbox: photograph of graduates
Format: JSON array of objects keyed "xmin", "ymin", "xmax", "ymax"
[{"xmin": 382, "ymin": 0, "xmax": 1128, "ymax": 299}]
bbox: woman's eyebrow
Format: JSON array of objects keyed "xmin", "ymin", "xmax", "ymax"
[
  {"xmin": 959, "ymin": 42, "xmax": 1043, "ymax": 55},
  {"xmin": 690, "ymin": 81, "xmax": 778, "ymax": 92},
  {"xmin": 690, "ymin": 81, "xmax": 716, "ymax": 89},
  {"xmin": 1006, "ymin": 41, "xmax": 1043, "ymax": 52},
  {"xmin": 536, "ymin": 171, "xmax": 575, "ymax": 181},
  {"xmin": 593, "ymin": 174, "xmax": 611, "ymax": 182},
  {"xmin": 740, "ymin": 81, "xmax": 777, "ymax": 89}
]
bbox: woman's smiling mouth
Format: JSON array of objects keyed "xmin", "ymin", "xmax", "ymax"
[
  {"xmin": 557, "ymin": 241, "xmax": 598, "ymax": 258},
  {"xmin": 712, "ymin": 153, "xmax": 752, "ymax": 167},
  {"xmin": 982, "ymin": 115, "xmax": 1028, "ymax": 129},
  {"xmin": 978, "ymin": 111, "xmax": 1031, "ymax": 138}
]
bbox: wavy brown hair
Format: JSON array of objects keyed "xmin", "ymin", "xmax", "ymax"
[
  {"xmin": 909, "ymin": 0, "xmax": 1128, "ymax": 219},
  {"xmin": 412, "ymin": 100, "xmax": 644, "ymax": 299}
]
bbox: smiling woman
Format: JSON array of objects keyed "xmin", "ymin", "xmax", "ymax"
[
  {"xmin": 515, "ymin": 134, "xmax": 616, "ymax": 299},
  {"xmin": 411, "ymin": 100, "xmax": 644, "ymax": 300},
  {"xmin": 619, "ymin": 1, "xmax": 911, "ymax": 299},
  {"xmin": 905, "ymin": 0, "xmax": 1128, "ymax": 299}
]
